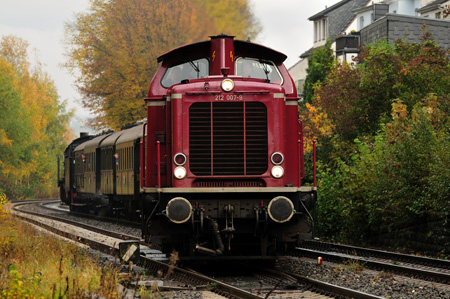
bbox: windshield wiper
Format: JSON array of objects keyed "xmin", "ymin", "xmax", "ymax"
[
  {"xmin": 260, "ymin": 60, "xmax": 270, "ymax": 82},
  {"xmin": 188, "ymin": 59, "xmax": 200, "ymax": 78}
]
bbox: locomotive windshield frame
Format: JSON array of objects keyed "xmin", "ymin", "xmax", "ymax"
[
  {"xmin": 235, "ymin": 57, "xmax": 283, "ymax": 84},
  {"xmin": 161, "ymin": 58, "xmax": 209, "ymax": 88}
]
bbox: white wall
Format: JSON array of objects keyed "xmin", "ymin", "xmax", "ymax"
[
  {"xmin": 288, "ymin": 58, "xmax": 308, "ymax": 94},
  {"xmin": 388, "ymin": 0, "xmax": 421, "ymax": 15},
  {"xmin": 357, "ymin": 9, "xmax": 374, "ymax": 30}
]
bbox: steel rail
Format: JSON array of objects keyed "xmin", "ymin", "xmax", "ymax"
[
  {"xmin": 239, "ymin": 262, "xmax": 383, "ymax": 299},
  {"xmin": 13, "ymin": 201, "xmax": 141, "ymax": 242},
  {"xmin": 40, "ymin": 200, "xmax": 142, "ymax": 228},
  {"xmin": 295, "ymin": 247, "xmax": 450, "ymax": 283},
  {"xmin": 301, "ymin": 240, "xmax": 450, "ymax": 270},
  {"xmin": 139, "ymin": 257, "xmax": 263, "ymax": 299},
  {"xmin": 12, "ymin": 201, "xmax": 263, "ymax": 299},
  {"xmin": 290, "ymin": 273, "xmax": 384, "ymax": 299}
]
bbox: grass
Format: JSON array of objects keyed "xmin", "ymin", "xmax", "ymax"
[
  {"xmin": 343, "ymin": 258, "xmax": 365, "ymax": 273},
  {"xmin": 0, "ymin": 192, "xmax": 121, "ymax": 298}
]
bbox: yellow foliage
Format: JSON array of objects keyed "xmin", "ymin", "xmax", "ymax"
[
  {"xmin": 0, "ymin": 129, "xmax": 12, "ymax": 147},
  {"xmin": 300, "ymin": 103, "xmax": 335, "ymax": 153},
  {"xmin": 0, "ymin": 191, "xmax": 7, "ymax": 218},
  {"xmin": 193, "ymin": 0, "xmax": 261, "ymax": 40},
  {"xmin": 65, "ymin": 0, "xmax": 261, "ymax": 130},
  {"xmin": 391, "ymin": 100, "xmax": 408, "ymax": 120},
  {"xmin": 387, "ymin": 96, "xmax": 442, "ymax": 143},
  {"xmin": 416, "ymin": 93, "xmax": 441, "ymax": 125},
  {"xmin": 0, "ymin": 35, "xmax": 71, "ymax": 195}
]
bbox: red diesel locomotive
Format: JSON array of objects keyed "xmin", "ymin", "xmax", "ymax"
[{"xmin": 60, "ymin": 35, "xmax": 316, "ymax": 259}]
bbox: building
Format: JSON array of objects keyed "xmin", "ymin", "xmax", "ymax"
[
  {"xmin": 289, "ymin": 0, "xmax": 450, "ymax": 94},
  {"xmin": 289, "ymin": 0, "xmax": 372, "ymax": 95},
  {"xmin": 356, "ymin": 0, "xmax": 450, "ymax": 48},
  {"xmin": 418, "ymin": 0, "xmax": 450, "ymax": 18}
]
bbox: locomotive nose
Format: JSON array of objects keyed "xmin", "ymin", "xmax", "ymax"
[
  {"xmin": 166, "ymin": 197, "xmax": 192, "ymax": 223},
  {"xmin": 267, "ymin": 196, "xmax": 294, "ymax": 223}
]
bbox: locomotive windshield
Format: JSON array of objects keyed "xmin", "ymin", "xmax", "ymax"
[
  {"xmin": 161, "ymin": 58, "xmax": 209, "ymax": 88},
  {"xmin": 235, "ymin": 57, "xmax": 283, "ymax": 84}
]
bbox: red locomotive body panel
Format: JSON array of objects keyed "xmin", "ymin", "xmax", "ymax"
[
  {"xmin": 145, "ymin": 36, "xmax": 304, "ymax": 190},
  {"xmin": 139, "ymin": 36, "xmax": 316, "ymax": 258}
]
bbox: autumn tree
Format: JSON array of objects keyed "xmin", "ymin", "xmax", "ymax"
[
  {"xmin": 317, "ymin": 95, "xmax": 450, "ymax": 241},
  {"xmin": 313, "ymin": 38, "xmax": 450, "ymax": 243},
  {"xmin": 303, "ymin": 40, "xmax": 334, "ymax": 104},
  {"xmin": 298, "ymin": 39, "xmax": 334, "ymax": 170},
  {"xmin": 64, "ymin": 0, "xmax": 261, "ymax": 130},
  {"xmin": 192, "ymin": 0, "xmax": 261, "ymax": 40},
  {"xmin": 0, "ymin": 35, "xmax": 71, "ymax": 198},
  {"xmin": 316, "ymin": 38, "xmax": 450, "ymax": 141}
]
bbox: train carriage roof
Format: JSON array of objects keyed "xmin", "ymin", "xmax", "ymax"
[
  {"xmin": 115, "ymin": 124, "xmax": 145, "ymax": 145},
  {"xmin": 73, "ymin": 140, "xmax": 90, "ymax": 152},
  {"xmin": 75, "ymin": 133, "xmax": 113, "ymax": 151},
  {"xmin": 100, "ymin": 130, "xmax": 126, "ymax": 148}
]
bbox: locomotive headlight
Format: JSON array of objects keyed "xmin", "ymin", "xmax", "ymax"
[
  {"xmin": 174, "ymin": 166, "xmax": 187, "ymax": 179},
  {"xmin": 174, "ymin": 153, "xmax": 186, "ymax": 166},
  {"xmin": 271, "ymin": 152, "xmax": 284, "ymax": 165},
  {"xmin": 271, "ymin": 166, "xmax": 284, "ymax": 179},
  {"xmin": 221, "ymin": 78, "xmax": 234, "ymax": 92}
]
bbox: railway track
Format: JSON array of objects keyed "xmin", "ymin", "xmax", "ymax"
[
  {"xmin": 295, "ymin": 240, "xmax": 450, "ymax": 283},
  {"xmin": 234, "ymin": 262, "xmax": 384, "ymax": 299},
  {"xmin": 10, "ymin": 200, "xmax": 383, "ymax": 298},
  {"xmin": 12, "ymin": 200, "xmax": 258, "ymax": 298},
  {"xmin": 12, "ymin": 200, "xmax": 450, "ymax": 298}
]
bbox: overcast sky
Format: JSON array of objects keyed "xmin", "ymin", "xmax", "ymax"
[{"xmin": 0, "ymin": 0, "xmax": 337, "ymax": 133}]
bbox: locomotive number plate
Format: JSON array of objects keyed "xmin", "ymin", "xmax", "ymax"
[{"xmin": 214, "ymin": 94, "xmax": 243, "ymax": 101}]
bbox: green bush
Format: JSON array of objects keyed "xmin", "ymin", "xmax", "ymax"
[{"xmin": 316, "ymin": 95, "xmax": 450, "ymax": 242}]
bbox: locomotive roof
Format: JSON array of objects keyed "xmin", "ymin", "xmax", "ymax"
[
  {"xmin": 115, "ymin": 124, "xmax": 145, "ymax": 145},
  {"xmin": 157, "ymin": 38, "xmax": 287, "ymax": 64}
]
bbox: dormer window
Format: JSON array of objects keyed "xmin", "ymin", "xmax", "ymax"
[{"xmin": 314, "ymin": 17, "xmax": 328, "ymax": 43}]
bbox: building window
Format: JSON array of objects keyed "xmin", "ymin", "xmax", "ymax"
[
  {"xmin": 314, "ymin": 22, "xmax": 318, "ymax": 42},
  {"xmin": 436, "ymin": 12, "xmax": 441, "ymax": 19},
  {"xmin": 322, "ymin": 18, "xmax": 327, "ymax": 40},
  {"xmin": 314, "ymin": 18, "xmax": 328, "ymax": 43},
  {"xmin": 360, "ymin": 16, "xmax": 364, "ymax": 28}
]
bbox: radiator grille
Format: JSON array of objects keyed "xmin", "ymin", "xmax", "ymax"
[
  {"xmin": 193, "ymin": 179, "xmax": 266, "ymax": 187},
  {"xmin": 189, "ymin": 102, "xmax": 268, "ymax": 176}
]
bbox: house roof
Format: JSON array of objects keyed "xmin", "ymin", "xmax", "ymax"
[
  {"xmin": 300, "ymin": 47, "xmax": 314, "ymax": 59},
  {"xmin": 309, "ymin": 0, "xmax": 352, "ymax": 21},
  {"xmin": 300, "ymin": 0, "xmax": 370, "ymax": 58},
  {"xmin": 417, "ymin": 0, "xmax": 450, "ymax": 13},
  {"xmin": 309, "ymin": 0, "xmax": 371, "ymax": 40}
]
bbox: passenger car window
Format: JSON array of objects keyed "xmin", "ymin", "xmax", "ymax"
[
  {"xmin": 235, "ymin": 57, "xmax": 283, "ymax": 84},
  {"xmin": 161, "ymin": 58, "xmax": 209, "ymax": 88}
]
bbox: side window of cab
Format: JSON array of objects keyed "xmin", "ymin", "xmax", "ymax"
[
  {"xmin": 161, "ymin": 58, "xmax": 209, "ymax": 88},
  {"xmin": 235, "ymin": 57, "xmax": 283, "ymax": 84}
]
